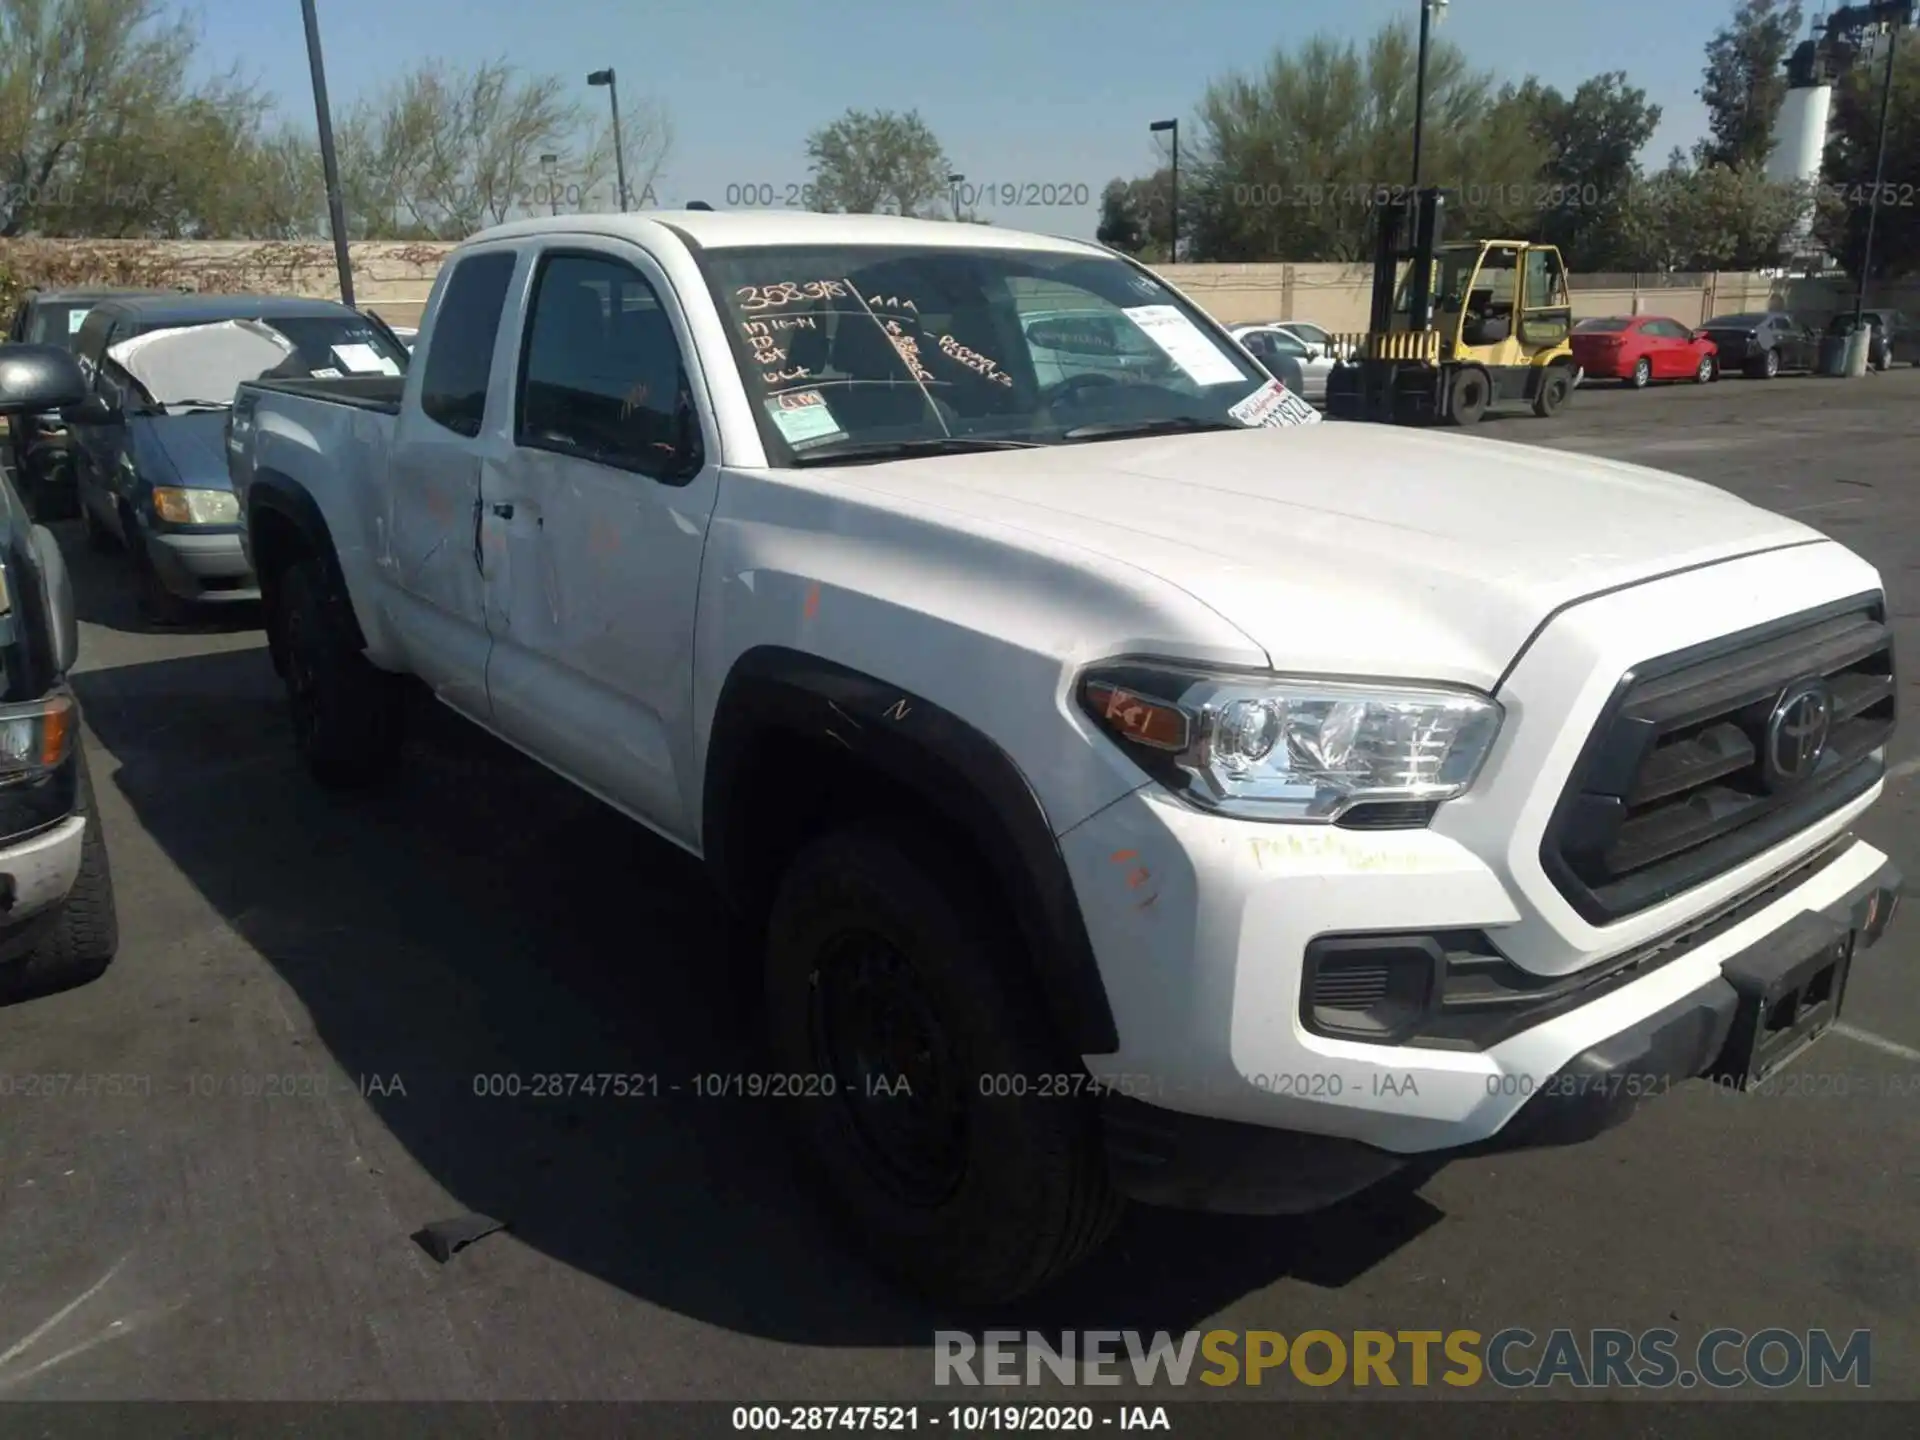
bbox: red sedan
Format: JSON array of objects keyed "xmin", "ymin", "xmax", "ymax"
[{"xmin": 1570, "ymin": 315, "xmax": 1719, "ymax": 388}]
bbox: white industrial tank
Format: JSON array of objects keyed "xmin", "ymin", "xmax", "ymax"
[{"xmin": 1767, "ymin": 84, "xmax": 1834, "ymax": 187}]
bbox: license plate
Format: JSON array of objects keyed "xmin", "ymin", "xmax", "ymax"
[{"xmin": 1712, "ymin": 931, "xmax": 1854, "ymax": 1089}]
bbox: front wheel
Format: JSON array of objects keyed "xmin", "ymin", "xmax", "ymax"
[
  {"xmin": 278, "ymin": 559, "xmax": 404, "ymax": 790},
  {"xmin": 764, "ymin": 824, "xmax": 1121, "ymax": 1305},
  {"xmin": 0, "ymin": 751, "xmax": 120, "ymax": 1004},
  {"xmin": 1443, "ymin": 367, "xmax": 1489, "ymax": 426},
  {"xmin": 1532, "ymin": 367, "xmax": 1572, "ymax": 417},
  {"xmin": 1696, "ymin": 354, "xmax": 1716, "ymax": 384}
]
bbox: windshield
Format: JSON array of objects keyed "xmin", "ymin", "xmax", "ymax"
[
  {"xmin": 1575, "ymin": 318, "xmax": 1631, "ymax": 332},
  {"xmin": 109, "ymin": 314, "xmax": 409, "ymax": 411},
  {"xmin": 129, "ymin": 314, "xmax": 409, "ymax": 382},
  {"xmin": 31, "ymin": 302, "xmax": 97, "ymax": 349},
  {"xmin": 696, "ymin": 244, "xmax": 1285, "ymax": 464},
  {"xmin": 1393, "ymin": 248, "xmax": 1483, "ymax": 316}
]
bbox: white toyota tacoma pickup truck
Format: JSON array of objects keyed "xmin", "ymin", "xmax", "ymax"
[{"xmin": 226, "ymin": 211, "xmax": 1902, "ymax": 1305}]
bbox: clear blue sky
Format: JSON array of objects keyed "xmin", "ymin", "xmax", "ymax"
[{"xmin": 197, "ymin": 0, "xmax": 1768, "ymax": 237}]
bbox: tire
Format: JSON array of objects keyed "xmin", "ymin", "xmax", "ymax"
[
  {"xmin": 1749, "ymin": 347, "xmax": 1780, "ymax": 379},
  {"xmin": 1532, "ymin": 367, "xmax": 1572, "ymax": 417},
  {"xmin": 0, "ymin": 750, "xmax": 120, "ymax": 1004},
  {"xmin": 1629, "ymin": 357, "xmax": 1652, "ymax": 389},
  {"xmin": 1443, "ymin": 367, "xmax": 1489, "ymax": 426},
  {"xmin": 278, "ymin": 559, "xmax": 404, "ymax": 790},
  {"xmin": 1695, "ymin": 354, "xmax": 1715, "ymax": 384},
  {"xmin": 764, "ymin": 823, "xmax": 1122, "ymax": 1305}
]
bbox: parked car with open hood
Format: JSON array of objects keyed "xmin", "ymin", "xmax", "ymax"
[{"xmin": 66, "ymin": 293, "xmax": 410, "ymax": 623}]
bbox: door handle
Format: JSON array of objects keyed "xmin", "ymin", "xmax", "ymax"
[{"xmin": 491, "ymin": 502, "xmax": 515, "ymax": 519}]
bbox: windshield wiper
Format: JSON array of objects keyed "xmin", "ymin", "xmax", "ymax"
[
  {"xmin": 790, "ymin": 436, "xmax": 1043, "ymax": 467},
  {"xmin": 166, "ymin": 399, "xmax": 234, "ymax": 411},
  {"xmin": 1060, "ymin": 416, "xmax": 1242, "ymax": 441}
]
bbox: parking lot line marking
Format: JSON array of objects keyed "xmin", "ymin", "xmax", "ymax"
[
  {"xmin": 1833, "ymin": 1022, "xmax": 1920, "ymax": 1063},
  {"xmin": 0, "ymin": 1254, "xmax": 128, "ymax": 1370}
]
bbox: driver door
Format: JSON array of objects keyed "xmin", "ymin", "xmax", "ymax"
[{"xmin": 477, "ymin": 241, "xmax": 721, "ymax": 843}]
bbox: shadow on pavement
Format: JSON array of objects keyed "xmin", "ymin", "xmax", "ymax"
[{"xmin": 72, "ymin": 639, "xmax": 1441, "ymax": 1347}]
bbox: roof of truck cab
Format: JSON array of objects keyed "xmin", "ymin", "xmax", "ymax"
[
  {"xmin": 468, "ymin": 210, "xmax": 1107, "ymax": 257},
  {"xmin": 88, "ymin": 293, "xmax": 364, "ymax": 325}
]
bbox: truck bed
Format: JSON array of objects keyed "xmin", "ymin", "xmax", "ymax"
[{"xmin": 242, "ymin": 374, "xmax": 404, "ymax": 414}]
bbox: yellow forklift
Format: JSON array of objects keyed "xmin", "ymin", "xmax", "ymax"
[{"xmin": 1325, "ymin": 188, "xmax": 1579, "ymax": 425}]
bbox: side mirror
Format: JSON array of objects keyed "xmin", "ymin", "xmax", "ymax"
[
  {"xmin": 66, "ymin": 394, "xmax": 119, "ymax": 426},
  {"xmin": 0, "ymin": 345, "xmax": 86, "ymax": 417}
]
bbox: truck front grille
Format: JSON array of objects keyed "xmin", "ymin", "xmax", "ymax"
[{"xmin": 1541, "ymin": 596, "xmax": 1895, "ymax": 925}]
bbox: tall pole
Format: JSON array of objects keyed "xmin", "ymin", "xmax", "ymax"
[
  {"xmin": 1855, "ymin": 15, "xmax": 1904, "ymax": 320},
  {"xmin": 300, "ymin": 0, "xmax": 354, "ymax": 307},
  {"xmin": 541, "ymin": 153, "xmax": 559, "ymax": 216},
  {"xmin": 588, "ymin": 70, "xmax": 630, "ymax": 211},
  {"xmin": 1151, "ymin": 119, "xmax": 1178, "ymax": 261},
  {"xmin": 948, "ymin": 172, "xmax": 964, "ymax": 220},
  {"xmin": 1412, "ymin": 0, "xmax": 1435, "ymax": 190}
]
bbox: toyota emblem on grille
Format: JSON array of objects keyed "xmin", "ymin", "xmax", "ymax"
[{"xmin": 1763, "ymin": 678, "xmax": 1833, "ymax": 791}]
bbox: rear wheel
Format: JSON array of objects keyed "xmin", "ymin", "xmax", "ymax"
[
  {"xmin": 0, "ymin": 751, "xmax": 120, "ymax": 1004},
  {"xmin": 279, "ymin": 559, "xmax": 404, "ymax": 789},
  {"xmin": 1629, "ymin": 356, "xmax": 1652, "ymax": 389},
  {"xmin": 764, "ymin": 823, "xmax": 1121, "ymax": 1305},
  {"xmin": 1443, "ymin": 367, "xmax": 1489, "ymax": 426},
  {"xmin": 1532, "ymin": 366, "xmax": 1572, "ymax": 417}
]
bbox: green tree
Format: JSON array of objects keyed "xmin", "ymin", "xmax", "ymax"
[
  {"xmin": 1096, "ymin": 171, "xmax": 1171, "ymax": 258},
  {"xmin": 1180, "ymin": 20, "xmax": 1547, "ymax": 263},
  {"xmin": 1695, "ymin": 0, "xmax": 1804, "ymax": 170},
  {"xmin": 0, "ymin": 0, "xmax": 269, "ymax": 237},
  {"xmin": 1619, "ymin": 159, "xmax": 1808, "ymax": 270},
  {"xmin": 1521, "ymin": 73, "xmax": 1662, "ymax": 270},
  {"xmin": 803, "ymin": 109, "xmax": 950, "ymax": 217},
  {"xmin": 1812, "ymin": 39, "xmax": 1920, "ymax": 280}
]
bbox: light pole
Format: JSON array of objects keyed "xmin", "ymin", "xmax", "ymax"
[
  {"xmin": 541, "ymin": 153, "xmax": 559, "ymax": 216},
  {"xmin": 587, "ymin": 69, "xmax": 630, "ymax": 211},
  {"xmin": 948, "ymin": 172, "xmax": 965, "ymax": 221},
  {"xmin": 1150, "ymin": 119, "xmax": 1178, "ymax": 261},
  {"xmin": 300, "ymin": 0, "xmax": 354, "ymax": 307},
  {"xmin": 1412, "ymin": 0, "xmax": 1450, "ymax": 190},
  {"xmin": 1854, "ymin": 5, "xmax": 1909, "ymax": 321}
]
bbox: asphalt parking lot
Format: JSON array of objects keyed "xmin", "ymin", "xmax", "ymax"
[{"xmin": 3, "ymin": 367, "xmax": 1919, "ymax": 1407}]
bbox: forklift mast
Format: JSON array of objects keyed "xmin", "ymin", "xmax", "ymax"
[{"xmin": 1368, "ymin": 187, "xmax": 1448, "ymax": 335}]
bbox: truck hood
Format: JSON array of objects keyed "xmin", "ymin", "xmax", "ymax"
[{"xmin": 822, "ymin": 424, "xmax": 1822, "ymax": 691}]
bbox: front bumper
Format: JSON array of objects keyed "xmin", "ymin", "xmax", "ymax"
[
  {"xmin": 1101, "ymin": 852, "xmax": 1901, "ymax": 1214},
  {"xmin": 145, "ymin": 529, "xmax": 260, "ymax": 603},
  {"xmin": 0, "ymin": 814, "xmax": 86, "ymax": 962}
]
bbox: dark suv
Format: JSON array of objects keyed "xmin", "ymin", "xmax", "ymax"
[
  {"xmin": 0, "ymin": 344, "xmax": 122, "ymax": 1003},
  {"xmin": 6, "ymin": 288, "xmax": 165, "ymax": 521}
]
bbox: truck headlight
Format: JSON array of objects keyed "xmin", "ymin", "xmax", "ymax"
[
  {"xmin": 0, "ymin": 691, "xmax": 74, "ymax": 785},
  {"xmin": 151, "ymin": 487, "xmax": 239, "ymax": 525},
  {"xmin": 1078, "ymin": 665, "xmax": 1502, "ymax": 822}
]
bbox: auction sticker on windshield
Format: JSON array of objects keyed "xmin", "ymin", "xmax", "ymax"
[
  {"xmin": 331, "ymin": 343, "xmax": 401, "ymax": 376},
  {"xmin": 1229, "ymin": 379, "xmax": 1321, "ymax": 428},
  {"xmin": 766, "ymin": 390, "xmax": 848, "ymax": 449},
  {"xmin": 1121, "ymin": 305, "xmax": 1245, "ymax": 387}
]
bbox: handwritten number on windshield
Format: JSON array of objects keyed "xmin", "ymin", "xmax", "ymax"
[
  {"xmin": 736, "ymin": 280, "xmax": 848, "ymax": 311},
  {"xmin": 938, "ymin": 335, "xmax": 1014, "ymax": 388}
]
